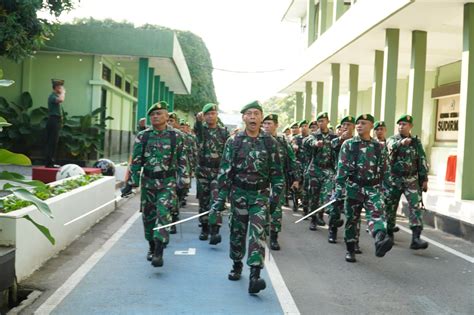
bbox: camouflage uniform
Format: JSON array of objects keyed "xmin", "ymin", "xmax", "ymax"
[
  {"xmin": 303, "ymin": 130, "xmax": 337, "ymax": 228},
  {"xmin": 129, "ymin": 126, "xmax": 189, "ymax": 244},
  {"xmin": 210, "ymin": 130, "xmax": 284, "ymax": 267},
  {"xmin": 384, "ymin": 134, "xmax": 428, "ymax": 232},
  {"xmin": 329, "ymin": 136, "xmax": 346, "ymax": 227},
  {"xmin": 335, "ymin": 135, "xmax": 388, "ymax": 243},
  {"xmin": 179, "ymin": 131, "xmax": 198, "ymax": 204},
  {"xmin": 194, "ymin": 119, "xmax": 229, "ymax": 226},
  {"xmin": 292, "ymin": 133, "xmax": 309, "ymax": 212}
]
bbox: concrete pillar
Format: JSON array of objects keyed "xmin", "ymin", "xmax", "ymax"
[
  {"xmin": 163, "ymin": 86, "xmax": 169, "ymax": 106},
  {"xmin": 295, "ymin": 92, "xmax": 304, "ymax": 121},
  {"xmin": 316, "ymin": 81, "xmax": 324, "ymax": 115},
  {"xmin": 349, "ymin": 64, "xmax": 359, "ymax": 116},
  {"xmin": 381, "ymin": 29, "xmax": 400, "ymax": 136},
  {"xmin": 153, "ymin": 75, "xmax": 161, "ymax": 103},
  {"xmin": 457, "ymin": 3, "xmax": 474, "ymax": 200},
  {"xmin": 304, "ymin": 82, "xmax": 313, "ymax": 121},
  {"xmin": 407, "ymin": 31, "xmax": 427, "ymax": 137},
  {"xmin": 169, "ymin": 91, "xmax": 175, "ymax": 112},
  {"xmin": 307, "ymin": 0, "xmax": 317, "ymax": 46},
  {"xmin": 371, "ymin": 50, "xmax": 384, "ymax": 119},
  {"xmin": 329, "ymin": 63, "xmax": 340, "ymax": 122},
  {"xmin": 159, "ymin": 82, "xmax": 165, "ymax": 101},
  {"xmin": 147, "ymin": 68, "xmax": 154, "ymax": 108},
  {"xmin": 137, "ymin": 58, "xmax": 149, "ymax": 123},
  {"xmin": 318, "ymin": 0, "xmax": 328, "ymax": 37}
]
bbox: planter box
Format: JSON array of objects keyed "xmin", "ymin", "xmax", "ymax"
[
  {"xmin": 0, "ymin": 247, "xmax": 15, "ymax": 291},
  {"xmin": 0, "ymin": 176, "xmax": 116, "ymax": 281}
]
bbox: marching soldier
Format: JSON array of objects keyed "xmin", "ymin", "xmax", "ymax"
[
  {"xmin": 283, "ymin": 125, "xmax": 292, "ymax": 142},
  {"xmin": 208, "ymin": 101, "xmax": 283, "ymax": 294},
  {"xmin": 309, "ymin": 120, "xmax": 318, "ymax": 133},
  {"xmin": 335, "ymin": 124, "xmax": 343, "ymax": 137},
  {"xmin": 179, "ymin": 120, "xmax": 198, "ymax": 207},
  {"xmin": 328, "ymin": 115, "xmax": 355, "ymax": 245},
  {"xmin": 374, "ymin": 121, "xmax": 387, "ymax": 146},
  {"xmin": 292, "ymin": 120, "xmax": 310, "ymax": 215},
  {"xmin": 303, "ymin": 112, "xmax": 337, "ymax": 230},
  {"xmin": 334, "ymin": 114, "xmax": 393, "ymax": 263},
  {"xmin": 290, "ymin": 121, "xmax": 300, "ymax": 138},
  {"xmin": 262, "ymin": 114, "xmax": 300, "ymax": 250},
  {"xmin": 194, "ymin": 103, "xmax": 230, "ymax": 241},
  {"xmin": 384, "ymin": 115, "xmax": 429, "ymax": 249},
  {"xmin": 122, "ymin": 101, "xmax": 189, "ymax": 267}
]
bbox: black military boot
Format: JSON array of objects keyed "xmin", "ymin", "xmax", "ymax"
[
  {"xmin": 328, "ymin": 227, "xmax": 337, "ymax": 244},
  {"xmin": 248, "ymin": 266, "xmax": 266, "ymax": 294},
  {"xmin": 374, "ymin": 231, "xmax": 394, "ymax": 257},
  {"xmin": 199, "ymin": 223, "xmax": 209, "ymax": 241},
  {"xmin": 354, "ymin": 241, "xmax": 362, "ymax": 254},
  {"xmin": 315, "ymin": 212, "xmax": 326, "ymax": 226},
  {"xmin": 151, "ymin": 239, "xmax": 164, "ymax": 267},
  {"xmin": 209, "ymin": 225, "xmax": 222, "ymax": 245},
  {"xmin": 303, "ymin": 207, "xmax": 309, "ymax": 219},
  {"xmin": 170, "ymin": 215, "xmax": 178, "ymax": 234},
  {"xmin": 228, "ymin": 261, "xmax": 243, "ymax": 281},
  {"xmin": 270, "ymin": 231, "xmax": 281, "ymax": 250},
  {"xmin": 146, "ymin": 240, "xmax": 155, "ymax": 261},
  {"xmin": 309, "ymin": 216, "xmax": 317, "ymax": 231},
  {"xmin": 410, "ymin": 226, "xmax": 428, "ymax": 250},
  {"xmin": 345, "ymin": 242, "xmax": 356, "ymax": 263}
]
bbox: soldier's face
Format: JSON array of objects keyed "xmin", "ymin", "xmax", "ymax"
[
  {"xmin": 291, "ymin": 127, "xmax": 299, "ymax": 135},
  {"xmin": 205, "ymin": 110, "xmax": 218, "ymax": 125},
  {"xmin": 317, "ymin": 118, "xmax": 329, "ymax": 131},
  {"xmin": 398, "ymin": 122, "xmax": 412, "ymax": 136},
  {"xmin": 284, "ymin": 129, "xmax": 291, "ymax": 136},
  {"xmin": 310, "ymin": 124, "xmax": 318, "ymax": 133},
  {"xmin": 356, "ymin": 120, "xmax": 373, "ymax": 137},
  {"xmin": 168, "ymin": 118, "xmax": 179, "ymax": 128},
  {"xmin": 342, "ymin": 122, "xmax": 355, "ymax": 134},
  {"xmin": 179, "ymin": 125, "xmax": 186, "ymax": 132},
  {"xmin": 243, "ymin": 109, "xmax": 262, "ymax": 132},
  {"xmin": 336, "ymin": 128, "xmax": 343, "ymax": 136},
  {"xmin": 149, "ymin": 110, "xmax": 168, "ymax": 127},
  {"xmin": 300, "ymin": 124, "xmax": 309, "ymax": 135},
  {"xmin": 375, "ymin": 126, "xmax": 386, "ymax": 139},
  {"xmin": 262, "ymin": 120, "xmax": 277, "ymax": 134}
]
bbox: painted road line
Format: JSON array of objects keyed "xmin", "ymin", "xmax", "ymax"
[
  {"xmin": 265, "ymin": 247, "xmax": 301, "ymax": 315},
  {"xmin": 397, "ymin": 225, "xmax": 474, "ymax": 264},
  {"xmin": 35, "ymin": 211, "xmax": 141, "ymax": 315}
]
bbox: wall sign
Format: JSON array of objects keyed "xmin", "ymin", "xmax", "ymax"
[{"xmin": 436, "ymin": 95, "xmax": 459, "ymax": 142}]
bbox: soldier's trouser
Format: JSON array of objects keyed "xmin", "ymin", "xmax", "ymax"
[
  {"xmin": 140, "ymin": 187, "xmax": 176, "ymax": 244},
  {"xmin": 384, "ymin": 176, "xmax": 423, "ymax": 231},
  {"xmin": 196, "ymin": 167, "xmax": 222, "ymax": 225},
  {"xmin": 229, "ymin": 186, "xmax": 269, "ymax": 267},
  {"xmin": 344, "ymin": 194, "xmax": 386, "ymax": 244},
  {"xmin": 307, "ymin": 169, "xmax": 335, "ymax": 214},
  {"xmin": 328, "ymin": 199, "xmax": 343, "ymax": 227},
  {"xmin": 271, "ymin": 184, "xmax": 286, "ymax": 233}
]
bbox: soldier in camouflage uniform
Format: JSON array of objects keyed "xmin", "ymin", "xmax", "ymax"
[
  {"xmin": 262, "ymin": 114, "xmax": 300, "ymax": 251},
  {"xmin": 123, "ymin": 101, "xmax": 189, "ymax": 268},
  {"xmin": 292, "ymin": 120, "xmax": 310, "ymax": 215},
  {"xmin": 179, "ymin": 120, "xmax": 198, "ymax": 207},
  {"xmin": 374, "ymin": 121, "xmax": 387, "ymax": 146},
  {"xmin": 384, "ymin": 114, "xmax": 429, "ymax": 250},
  {"xmin": 194, "ymin": 103, "xmax": 230, "ymax": 240},
  {"xmin": 334, "ymin": 114, "xmax": 393, "ymax": 263},
  {"xmin": 335, "ymin": 124, "xmax": 342, "ymax": 137},
  {"xmin": 208, "ymin": 101, "xmax": 284, "ymax": 294},
  {"xmin": 328, "ymin": 115, "xmax": 355, "ymax": 245},
  {"xmin": 303, "ymin": 112, "xmax": 336, "ymax": 230},
  {"xmin": 290, "ymin": 121, "xmax": 300, "ymax": 138},
  {"xmin": 283, "ymin": 125, "xmax": 291, "ymax": 142},
  {"xmin": 309, "ymin": 120, "xmax": 318, "ymax": 133}
]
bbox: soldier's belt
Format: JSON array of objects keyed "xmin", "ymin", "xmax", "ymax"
[
  {"xmin": 349, "ymin": 176, "xmax": 380, "ymax": 186},
  {"xmin": 391, "ymin": 170, "xmax": 417, "ymax": 177},
  {"xmin": 233, "ymin": 178, "xmax": 269, "ymax": 191},
  {"xmin": 199, "ymin": 158, "xmax": 220, "ymax": 168},
  {"xmin": 315, "ymin": 162, "xmax": 334, "ymax": 169},
  {"xmin": 143, "ymin": 169, "xmax": 177, "ymax": 179}
]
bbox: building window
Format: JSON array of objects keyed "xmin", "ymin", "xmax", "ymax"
[
  {"xmin": 133, "ymin": 87, "xmax": 138, "ymax": 97},
  {"xmin": 102, "ymin": 65, "xmax": 111, "ymax": 82},
  {"xmin": 125, "ymin": 81, "xmax": 131, "ymax": 94},
  {"xmin": 115, "ymin": 74, "xmax": 123, "ymax": 89}
]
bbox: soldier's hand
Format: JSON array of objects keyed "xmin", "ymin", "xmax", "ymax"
[
  {"xmin": 196, "ymin": 112, "xmax": 204, "ymax": 121},
  {"xmin": 330, "ymin": 190, "xmax": 342, "ymax": 201},
  {"xmin": 291, "ymin": 181, "xmax": 299, "ymax": 190},
  {"xmin": 315, "ymin": 140, "xmax": 324, "ymax": 148},
  {"xmin": 401, "ymin": 138, "xmax": 412, "ymax": 146},
  {"xmin": 293, "ymin": 144, "xmax": 299, "ymax": 151},
  {"xmin": 341, "ymin": 131, "xmax": 350, "ymax": 140},
  {"xmin": 422, "ymin": 180, "xmax": 428, "ymax": 192},
  {"xmin": 121, "ymin": 184, "xmax": 133, "ymax": 197}
]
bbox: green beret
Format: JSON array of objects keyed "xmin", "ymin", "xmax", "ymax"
[
  {"xmin": 168, "ymin": 112, "xmax": 178, "ymax": 120},
  {"xmin": 290, "ymin": 121, "xmax": 299, "ymax": 128},
  {"xmin": 240, "ymin": 100, "xmax": 263, "ymax": 114},
  {"xmin": 336, "ymin": 124, "xmax": 341, "ymax": 129},
  {"xmin": 355, "ymin": 113, "xmax": 375, "ymax": 123},
  {"xmin": 263, "ymin": 114, "xmax": 278, "ymax": 123},
  {"xmin": 397, "ymin": 114, "xmax": 414, "ymax": 124},
  {"xmin": 316, "ymin": 112, "xmax": 329, "ymax": 121},
  {"xmin": 179, "ymin": 119, "xmax": 187, "ymax": 126},
  {"xmin": 340, "ymin": 115, "xmax": 356, "ymax": 125},
  {"xmin": 309, "ymin": 120, "xmax": 317, "ymax": 127},
  {"xmin": 202, "ymin": 103, "xmax": 218, "ymax": 114},
  {"xmin": 147, "ymin": 101, "xmax": 169, "ymax": 115},
  {"xmin": 374, "ymin": 121, "xmax": 386, "ymax": 129},
  {"xmin": 283, "ymin": 125, "xmax": 290, "ymax": 132},
  {"xmin": 298, "ymin": 119, "xmax": 308, "ymax": 127}
]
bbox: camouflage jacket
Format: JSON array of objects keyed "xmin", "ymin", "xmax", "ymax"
[
  {"xmin": 291, "ymin": 134, "xmax": 309, "ymax": 170},
  {"xmin": 212, "ymin": 130, "xmax": 284, "ymax": 211},
  {"xmin": 129, "ymin": 126, "xmax": 190, "ymax": 190},
  {"xmin": 331, "ymin": 136, "xmax": 351, "ymax": 171},
  {"xmin": 184, "ymin": 133, "xmax": 198, "ymax": 171},
  {"xmin": 385, "ymin": 134, "xmax": 429, "ymax": 183},
  {"xmin": 335, "ymin": 136, "xmax": 387, "ymax": 201},
  {"xmin": 194, "ymin": 120, "xmax": 229, "ymax": 170},
  {"xmin": 303, "ymin": 130, "xmax": 338, "ymax": 174},
  {"xmin": 274, "ymin": 133, "xmax": 300, "ymax": 182}
]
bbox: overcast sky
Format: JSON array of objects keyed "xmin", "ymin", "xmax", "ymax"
[{"xmin": 54, "ymin": 0, "xmax": 304, "ymax": 115}]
